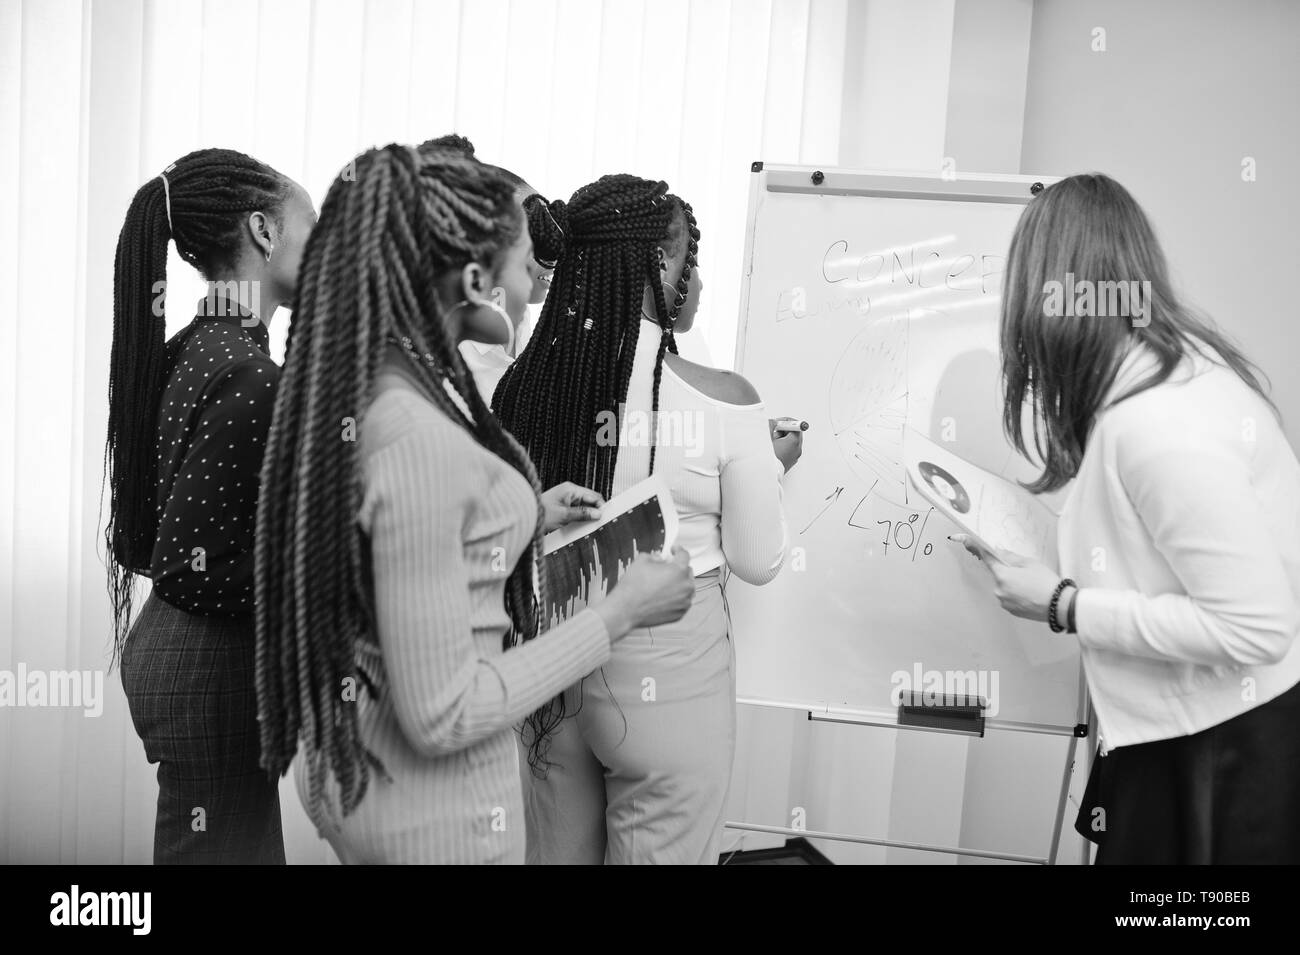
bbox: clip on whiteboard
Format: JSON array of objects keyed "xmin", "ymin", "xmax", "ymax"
[{"xmin": 897, "ymin": 691, "xmax": 987, "ymax": 736}]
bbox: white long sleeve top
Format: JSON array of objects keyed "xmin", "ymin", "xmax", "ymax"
[
  {"xmin": 610, "ymin": 320, "xmax": 788, "ymax": 583},
  {"xmin": 1058, "ymin": 344, "xmax": 1300, "ymax": 752}
]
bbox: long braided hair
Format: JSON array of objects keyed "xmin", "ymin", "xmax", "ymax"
[
  {"xmin": 493, "ymin": 174, "xmax": 699, "ymax": 770},
  {"xmin": 419, "ymin": 134, "xmax": 534, "ymax": 199},
  {"xmin": 494, "ymin": 174, "xmax": 699, "ymax": 491},
  {"xmin": 104, "ymin": 148, "xmax": 292, "ymax": 663},
  {"xmin": 254, "ymin": 144, "xmax": 547, "ymax": 817}
]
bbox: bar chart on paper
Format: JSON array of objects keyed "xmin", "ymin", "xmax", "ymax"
[{"xmin": 540, "ymin": 475, "xmax": 679, "ymax": 628}]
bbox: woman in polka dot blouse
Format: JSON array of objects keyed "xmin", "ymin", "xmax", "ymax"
[{"xmin": 104, "ymin": 149, "xmax": 316, "ymax": 864}]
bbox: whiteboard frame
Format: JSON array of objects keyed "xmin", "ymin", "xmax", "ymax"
[
  {"xmin": 734, "ymin": 162, "xmax": 1054, "ymax": 390},
  {"xmin": 726, "ymin": 163, "xmax": 1091, "ymax": 864}
]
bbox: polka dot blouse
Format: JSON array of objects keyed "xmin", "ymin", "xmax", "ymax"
[{"xmin": 150, "ymin": 297, "xmax": 280, "ymax": 618}]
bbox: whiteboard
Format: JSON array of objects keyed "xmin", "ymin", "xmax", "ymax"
[{"xmin": 730, "ymin": 165, "xmax": 1082, "ymax": 733}]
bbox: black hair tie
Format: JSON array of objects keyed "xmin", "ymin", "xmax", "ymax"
[{"xmin": 526, "ymin": 195, "xmax": 568, "ymax": 265}]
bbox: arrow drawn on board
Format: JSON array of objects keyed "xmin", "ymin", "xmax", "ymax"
[
  {"xmin": 800, "ymin": 486, "xmax": 844, "ymax": 535},
  {"xmin": 845, "ymin": 481, "xmax": 881, "ymax": 530}
]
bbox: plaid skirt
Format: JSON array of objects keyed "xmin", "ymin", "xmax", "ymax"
[{"xmin": 120, "ymin": 592, "xmax": 284, "ymax": 864}]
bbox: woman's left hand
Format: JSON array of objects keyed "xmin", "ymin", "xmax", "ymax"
[
  {"xmin": 950, "ymin": 534, "xmax": 1060, "ymax": 622},
  {"xmin": 541, "ymin": 483, "xmax": 605, "ymax": 532}
]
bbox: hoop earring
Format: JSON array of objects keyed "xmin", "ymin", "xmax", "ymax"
[
  {"xmin": 641, "ymin": 282, "xmax": 680, "ymax": 327},
  {"xmin": 452, "ymin": 297, "xmax": 516, "ymax": 356},
  {"xmin": 265, "ymin": 244, "xmax": 273, "ymax": 262},
  {"xmin": 661, "ymin": 281, "xmax": 679, "ymax": 325}
]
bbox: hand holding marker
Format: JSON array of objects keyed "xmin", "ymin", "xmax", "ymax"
[{"xmin": 769, "ymin": 417, "xmax": 807, "ymax": 473}]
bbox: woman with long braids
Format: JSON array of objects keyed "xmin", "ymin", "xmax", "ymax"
[
  {"xmin": 493, "ymin": 175, "xmax": 799, "ymax": 864},
  {"xmin": 254, "ymin": 146, "xmax": 694, "ymax": 864},
  {"xmin": 419, "ymin": 134, "xmax": 554, "ymax": 404},
  {"xmin": 105, "ymin": 148, "xmax": 316, "ymax": 863}
]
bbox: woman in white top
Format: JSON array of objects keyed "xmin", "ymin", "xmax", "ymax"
[
  {"xmin": 493, "ymin": 174, "xmax": 800, "ymax": 864},
  {"xmin": 954, "ymin": 173, "xmax": 1300, "ymax": 864},
  {"xmin": 253, "ymin": 147, "xmax": 697, "ymax": 863}
]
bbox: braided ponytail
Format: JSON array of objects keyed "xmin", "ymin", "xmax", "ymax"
[
  {"xmin": 105, "ymin": 148, "xmax": 292, "ymax": 663},
  {"xmin": 493, "ymin": 174, "xmax": 701, "ymax": 771},
  {"xmin": 495, "ymin": 174, "xmax": 701, "ymax": 489},
  {"xmin": 524, "ymin": 193, "xmax": 569, "ymax": 268}
]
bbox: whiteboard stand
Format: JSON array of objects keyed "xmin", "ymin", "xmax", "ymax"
[
  {"xmin": 724, "ymin": 162, "xmax": 1089, "ymax": 865},
  {"xmin": 724, "ymin": 679, "xmax": 1091, "ymax": 865}
]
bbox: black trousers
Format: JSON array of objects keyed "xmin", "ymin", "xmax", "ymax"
[
  {"xmin": 1075, "ymin": 677, "xmax": 1300, "ymax": 864},
  {"xmin": 121, "ymin": 593, "xmax": 285, "ymax": 864}
]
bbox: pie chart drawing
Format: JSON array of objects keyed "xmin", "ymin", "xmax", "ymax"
[
  {"xmin": 829, "ymin": 313, "xmax": 911, "ymax": 504},
  {"xmin": 917, "ymin": 461, "xmax": 971, "ymax": 514}
]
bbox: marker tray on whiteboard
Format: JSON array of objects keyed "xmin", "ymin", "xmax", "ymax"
[{"xmin": 898, "ymin": 690, "xmax": 988, "ymax": 735}]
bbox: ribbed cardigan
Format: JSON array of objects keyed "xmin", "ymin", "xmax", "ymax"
[{"xmin": 295, "ymin": 376, "xmax": 611, "ymax": 863}]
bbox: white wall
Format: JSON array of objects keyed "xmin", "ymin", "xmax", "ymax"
[
  {"xmin": 1020, "ymin": 0, "xmax": 1300, "ymax": 448},
  {"xmin": 838, "ymin": 0, "xmax": 955, "ymax": 170},
  {"xmin": 944, "ymin": 0, "xmax": 1033, "ymax": 175}
]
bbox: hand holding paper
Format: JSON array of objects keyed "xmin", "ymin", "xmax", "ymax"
[
  {"xmin": 904, "ymin": 427, "xmax": 1057, "ymax": 568},
  {"xmin": 949, "ymin": 533, "xmax": 1060, "ymax": 623},
  {"xmin": 541, "ymin": 474, "xmax": 685, "ymax": 628},
  {"xmin": 540, "ymin": 482, "xmax": 605, "ymax": 532}
]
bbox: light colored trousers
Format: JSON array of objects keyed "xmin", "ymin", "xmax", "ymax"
[{"xmin": 522, "ymin": 572, "xmax": 736, "ymax": 864}]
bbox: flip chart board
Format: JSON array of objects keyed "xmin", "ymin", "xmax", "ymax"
[{"xmin": 729, "ymin": 165, "xmax": 1081, "ymax": 731}]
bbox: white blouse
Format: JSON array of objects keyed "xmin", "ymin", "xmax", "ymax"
[
  {"xmin": 611, "ymin": 319, "xmax": 787, "ymax": 583},
  {"xmin": 1059, "ymin": 344, "xmax": 1300, "ymax": 752}
]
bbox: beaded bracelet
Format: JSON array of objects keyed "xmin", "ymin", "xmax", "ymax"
[{"xmin": 1047, "ymin": 577, "xmax": 1076, "ymax": 633}]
